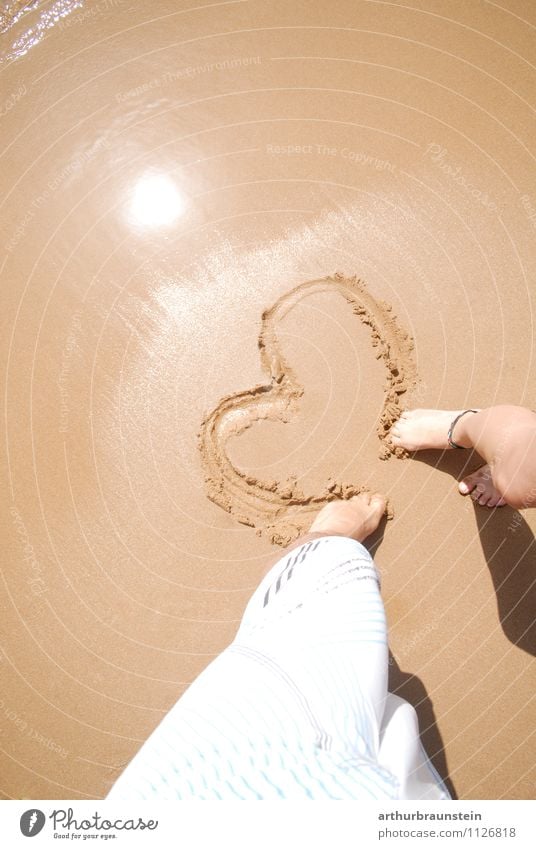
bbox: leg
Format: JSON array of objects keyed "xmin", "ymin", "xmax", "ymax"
[
  {"xmin": 391, "ymin": 405, "xmax": 536, "ymax": 509},
  {"xmin": 108, "ymin": 495, "xmax": 390, "ymax": 799},
  {"xmin": 236, "ymin": 494, "xmax": 448, "ymax": 799},
  {"xmin": 107, "ymin": 494, "xmax": 447, "ymax": 799},
  {"xmin": 235, "ymin": 493, "xmax": 390, "ymax": 740}
]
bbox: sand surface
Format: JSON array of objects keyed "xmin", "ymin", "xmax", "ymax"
[
  {"xmin": 200, "ymin": 273, "xmax": 415, "ymax": 545},
  {"xmin": 1, "ymin": 0, "xmax": 535, "ymax": 800}
]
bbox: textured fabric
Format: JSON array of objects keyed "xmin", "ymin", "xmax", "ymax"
[{"xmin": 107, "ymin": 536, "xmax": 450, "ymax": 800}]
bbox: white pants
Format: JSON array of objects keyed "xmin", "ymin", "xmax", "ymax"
[{"xmin": 107, "ymin": 536, "xmax": 450, "ymax": 800}]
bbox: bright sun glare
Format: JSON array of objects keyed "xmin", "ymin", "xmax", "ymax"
[{"xmin": 128, "ymin": 173, "xmax": 186, "ymax": 228}]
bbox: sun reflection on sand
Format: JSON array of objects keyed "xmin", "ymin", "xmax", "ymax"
[{"xmin": 127, "ymin": 172, "xmax": 186, "ymax": 229}]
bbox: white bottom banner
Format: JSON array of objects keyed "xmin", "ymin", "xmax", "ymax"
[{"xmin": 0, "ymin": 800, "xmax": 534, "ymax": 848}]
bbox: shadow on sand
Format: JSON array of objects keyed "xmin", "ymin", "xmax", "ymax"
[
  {"xmin": 388, "ymin": 655, "xmax": 458, "ymax": 799},
  {"xmin": 379, "ymin": 447, "xmax": 536, "ymax": 799},
  {"xmin": 473, "ymin": 503, "xmax": 536, "ymax": 656},
  {"xmin": 368, "ymin": 515, "xmax": 457, "ymax": 798},
  {"xmin": 410, "ymin": 447, "xmax": 536, "ymax": 656}
]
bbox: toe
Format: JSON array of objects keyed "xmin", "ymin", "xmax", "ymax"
[
  {"xmin": 370, "ymin": 493, "xmax": 386, "ymax": 511},
  {"xmin": 459, "ymin": 478, "xmax": 475, "ymax": 495}
]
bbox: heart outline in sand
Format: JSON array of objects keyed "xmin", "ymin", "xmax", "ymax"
[{"xmin": 198, "ymin": 273, "xmax": 417, "ymax": 546}]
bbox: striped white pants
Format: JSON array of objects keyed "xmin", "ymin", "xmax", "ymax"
[{"xmin": 107, "ymin": 536, "xmax": 450, "ymax": 800}]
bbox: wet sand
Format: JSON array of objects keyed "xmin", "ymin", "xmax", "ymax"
[
  {"xmin": 1, "ymin": 0, "xmax": 535, "ymax": 800},
  {"xmin": 200, "ymin": 273, "xmax": 414, "ymax": 545}
]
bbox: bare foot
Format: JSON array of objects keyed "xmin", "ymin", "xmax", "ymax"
[
  {"xmin": 309, "ymin": 492, "xmax": 386, "ymax": 542},
  {"xmin": 459, "ymin": 464, "xmax": 506, "ymax": 508},
  {"xmin": 390, "ymin": 408, "xmax": 478, "ymax": 451}
]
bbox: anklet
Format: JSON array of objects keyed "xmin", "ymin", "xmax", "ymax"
[{"xmin": 447, "ymin": 409, "xmax": 478, "ymax": 449}]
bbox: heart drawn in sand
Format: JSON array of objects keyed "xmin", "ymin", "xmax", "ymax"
[{"xmin": 198, "ymin": 273, "xmax": 417, "ymax": 546}]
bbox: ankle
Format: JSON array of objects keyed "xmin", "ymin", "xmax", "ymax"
[{"xmin": 448, "ymin": 409, "xmax": 478, "ymax": 449}]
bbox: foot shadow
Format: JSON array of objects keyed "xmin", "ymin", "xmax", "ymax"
[
  {"xmin": 388, "ymin": 654, "xmax": 457, "ymax": 799},
  {"xmin": 407, "ymin": 449, "xmax": 536, "ymax": 656},
  {"xmin": 473, "ymin": 504, "xmax": 536, "ymax": 656}
]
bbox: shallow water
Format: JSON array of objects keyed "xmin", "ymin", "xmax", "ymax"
[{"xmin": 1, "ymin": 0, "xmax": 535, "ymax": 799}]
